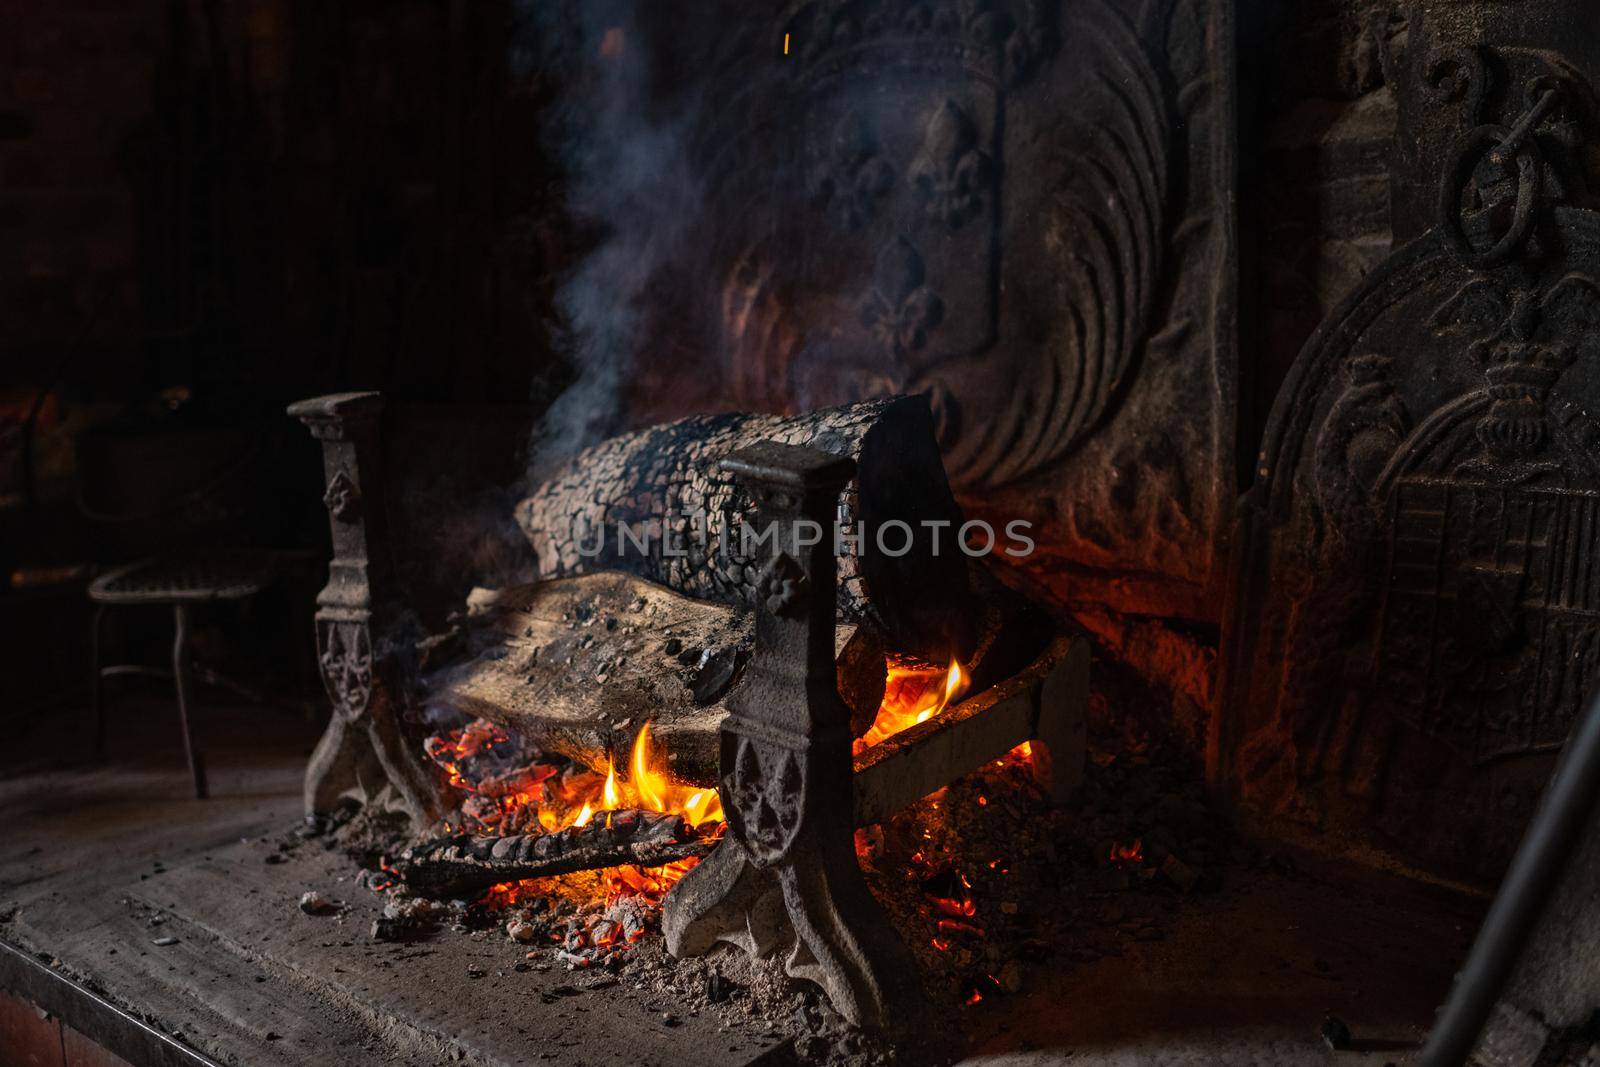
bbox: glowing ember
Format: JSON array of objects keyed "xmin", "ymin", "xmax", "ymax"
[
  {"xmin": 1110, "ymin": 838, "xmax": 1144, "ymax": 868},
  {"xmin": 854, "ymin": 657, "xmax": 970, "ymax": 754},
  {"xmin": 424, "ymin": 717, "xmax": 726, "ymax": 917},
  {"xmin": 428, "ymin": 718, "xmax": 722, "ymax": 837}
]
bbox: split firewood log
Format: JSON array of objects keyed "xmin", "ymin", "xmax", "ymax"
[
  {"xmin": 514, "ymin": 395, "xmax": 973, "ymax": 662},
  {"xmin": 397, "ymin": 810, "xmax": 714, "ymax": 898},
  {"xmin": 425, "ymin": 571, "xmax": 886, "ymax": 785}
]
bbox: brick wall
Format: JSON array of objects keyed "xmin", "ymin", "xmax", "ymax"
[{"xmin": 0, "ymin": 989, "xmax": 135, "ymax": 1067}]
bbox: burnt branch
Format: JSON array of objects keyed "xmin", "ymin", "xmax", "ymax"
[{"xmin": 397, "ymin": 810, "xmax": 715, "ymax": 898}]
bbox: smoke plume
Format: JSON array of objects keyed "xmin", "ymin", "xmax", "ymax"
[{"xmin": 515, "ymin": 0, "xmax": 706, "ymax": 483}]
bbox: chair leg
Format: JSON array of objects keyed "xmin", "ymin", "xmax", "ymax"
[
  {"xmin": 172, "ymin": 605, "xmax": 208, "ymax": 799},
  {"xmin": 91, "ymin": 604, "xmax": 108, "ymax": 759}
]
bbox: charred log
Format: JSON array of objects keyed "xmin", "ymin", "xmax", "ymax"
[
  {"xmin": 397, "ymin": 810, "xmax": 715, "ymax": 899},
  {"xmin": 426, "ymin": 571, "xmax": 885, "ymax": 784},
  {"xmin": 515, "ymin": 395, "xmax": 973, "ymax": 661}
]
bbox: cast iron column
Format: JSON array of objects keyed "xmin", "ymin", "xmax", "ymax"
[
  {"xmin": 664, "ymin": 441, "xmax": 924, "ymax": 1029},
  {"xmin": 289, "ymin": 392, "xmax": 443, "ymax": 830}
]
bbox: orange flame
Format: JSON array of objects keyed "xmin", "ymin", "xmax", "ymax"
[
  {"xmin": 426, "ymin": 719, "xmax": 738, "ymax": 943},
  {"xmin": 854, "ymin": 658, "xmax": 969, "ymax": 755},
  {"xmin": 576, "ymin": 724, "xmax": 728, "ymax": 901},
  {"xmin": 608, "ymin": 721, "xmax": 723, "ymax": 829},
  {"xmin": 602, "ymin": 757, "xmax": 621, "ymax": 810},
  {"xmin": 630, "ymin": 722, "xmax": 667, "ymax": 811},
  {"xmin": 434, "ymin": 717, "xmax": 724, "ymax": 842}
]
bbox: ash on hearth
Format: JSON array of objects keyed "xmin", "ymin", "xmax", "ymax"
[{"xmin": 297, "ymin": 635, "xmax": 1230, "ymax": 1063}]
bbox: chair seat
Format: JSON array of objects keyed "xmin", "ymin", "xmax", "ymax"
[{"xmin": 89, "ymin": 552, "xmax": 280, "ymax": 605}]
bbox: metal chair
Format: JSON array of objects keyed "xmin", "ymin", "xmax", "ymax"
[{"xmin": 89, "ymin": 551, "xmax": 282, "ymax": 798}]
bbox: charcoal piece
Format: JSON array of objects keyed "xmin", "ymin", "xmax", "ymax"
[
  {"xmin": 687, "ymin": 646, "xmax": 743, "ymax": 706},
  {"xmin": 704, "ymin": 971, "xmax": 734, "ymax": 1003},
  {"xmin": 298, "ymin": 891, "xmax": 337, "ymax": 916},
  {"xmin": 515, "ymin": 395, "xmax": 974, "ymax": 661},
  {"xmin": 396, "ymin": 810, "xmax": 715, "ymax": 898}
]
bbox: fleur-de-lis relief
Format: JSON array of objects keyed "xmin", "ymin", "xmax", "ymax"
[
  {"xmin": 964, "ymin": 0, "xmax": 1049, "ymax": 86},
  {"xmin": 859, "ymin": 236, "xmax": 944, "ymax": 359},
  {"xmin": 319, "ymin": 620, "xmax": 373, "ymax": 719},
  {"xmin": 897, "ymin": 1, "xmax": 954, "ymax": 34},
  {"xmin": 910, "ymin": 98, "xmax": 992, "ymax": 229},
  {"xmin": 724, "ymin": 738, "xmax": 804, "ymax": 866},
  {"xmin": 812, "ymin": 112, "xmax": 895, "ymax": 233},
  {"xmin": 322, "ymin": 470, "xmax": 362, "ymax": 523},
  {"xmin": 788, "ymin": 0, "xmax": 1052, "ymax": 88}
]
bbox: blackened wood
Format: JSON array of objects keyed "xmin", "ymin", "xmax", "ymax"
[
  {"xmin": 397, "ymin": 811, "xmax": 713, "ymax": 898},
  {"xmin": 426, "ymin": 571, "xmax": 886, "ymax": 785},
  {"xmin": 515, "ymin": 395, "xmax": 973, "ymax": 661}
]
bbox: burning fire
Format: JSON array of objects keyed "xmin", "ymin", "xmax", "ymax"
[
  {"xmin": 436, "ymin": 653, "xmax": 988, "ymax": 856},
  {"xmin": 413, "ymin": 639, "xmax": 1053, "ymax": 988},
  {"xmin": 854, "ymin": 657, "xmax": 970, "ymax": 754},
  {"xmin": 572, "ymin": 721, "xmax": 723, "ymax": 832},
  {"xmin": 429, "ymin": 718, "xmax": 721, "ymax": 839},
  {"xmin": 426, "ymin": 718, "xmax": 724, "ymax": 914},
  {"xmin": 582, "ymin": 726, "xmax": 723, "ymax": 904},
  {"xmin": 428, "ymin": 651, "xmax": 1003, "ymax": 927}
]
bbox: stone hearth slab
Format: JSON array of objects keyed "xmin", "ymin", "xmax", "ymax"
[{"xmin": 4, "ymin": 834, "xmax": 790, "ymax": 1066}]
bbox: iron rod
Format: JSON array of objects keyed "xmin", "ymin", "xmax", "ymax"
[{"xmin": 1420, "ymin": 685, "xmax": 1600, "ymax": 1065}]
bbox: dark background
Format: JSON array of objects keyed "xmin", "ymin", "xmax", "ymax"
[
  {"xmin": 0, "ymin": 0, "xmax": 580, "ymax": 712},
  {"xmin": 0, "ymin": 0, "xmax": 1391, "ymax": 718}
]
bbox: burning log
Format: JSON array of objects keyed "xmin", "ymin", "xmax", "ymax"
[
  {"xmin": 515, "ymin": 395, "xmax": 974, "ymax": 661},
  {"xmin": 397, "ymin": 810, "xmax": 714, "ymax": 898},
  {"xmin": 426, "ymin": 570, "xmax": 886, "ymax": 784}
]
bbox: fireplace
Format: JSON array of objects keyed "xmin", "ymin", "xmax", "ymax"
[
  {"xmin": 287, "ymin": 389, "xmax": 1091, "ymax": 1042},
  {"xmin": 7, "ymin": 0, "xmax": 1600, "ymax": 1064}
]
